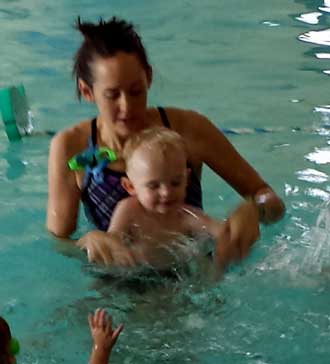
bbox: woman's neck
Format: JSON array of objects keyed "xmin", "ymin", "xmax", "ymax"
[
  {"xmin": 96, "ymin": 116, "xmax": 126, "ymax": 152},
  {"xmin": 96, "ymin": 109, "xmax": 154, "ymax": 152}
]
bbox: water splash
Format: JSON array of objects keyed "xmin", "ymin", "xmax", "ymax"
[
  {"xmin": 301, "ymin": 203, "xmax": 330, "ymax": 274},
  {"xmin": 84, "ymin": 232, "xmax": 215, "ymax": 284},
  {"xmin": 256, "ymin": 202, "xmax": 330, "ymax": 281}
]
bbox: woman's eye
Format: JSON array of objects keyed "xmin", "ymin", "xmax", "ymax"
[{"xmin": 130, "ymin": 88, "xmax": 143, "ymax": 97}]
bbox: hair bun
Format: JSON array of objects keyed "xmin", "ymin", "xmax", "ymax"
[{"xmin": 75, "ymin": 16, "xmax": 100, "ymax": 41}]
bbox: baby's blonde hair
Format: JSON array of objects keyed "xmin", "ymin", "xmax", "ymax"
[{"xmin": 123, "ymin": 127, "xmax": 187, "ymax": 165}]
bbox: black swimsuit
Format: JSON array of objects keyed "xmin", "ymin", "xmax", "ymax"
[{"xmin": 81, "ymin": 107, "xmax": 203, "ymax": 231}]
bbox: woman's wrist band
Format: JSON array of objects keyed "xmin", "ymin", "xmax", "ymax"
[
  {"xmin": 256, "ymin": 201, "xmax": 266, "ymax": 221},
  {"xmin": 254, "ymin": 194, "xmax": 269, "ymax": 221}
]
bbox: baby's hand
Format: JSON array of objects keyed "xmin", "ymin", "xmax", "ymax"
[{"xmin": 88, "ymin": 308, "xmax": 124, "ymax": 354}]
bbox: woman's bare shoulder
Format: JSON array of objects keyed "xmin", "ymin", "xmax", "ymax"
[
  {"xmin": 158, "ymin": 107, "xmax": 212, "ymax": 142},
  {"xmin": 49, "ymin": 119, "xmax": 92, "ymax": 157},
  {"xmin": 147, "ymin": 106, "xmax": 200, "ymax": 128}
]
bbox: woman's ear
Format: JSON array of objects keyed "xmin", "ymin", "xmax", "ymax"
[
  {"xmin": 121, "ymin": 177, "xmax": 136, "ymax": 196},
  {"xmin": 78, "ymin": 78, "xmax": 95, "ymax": 103}
]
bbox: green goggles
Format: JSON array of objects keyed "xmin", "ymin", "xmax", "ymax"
[
  {"xmin": 10, "ymin": 337, "xmax": 20, "ymax": 356},
  {"xmin": 68, "ymin": 147, "xmax": 117, "ymax": 171}
]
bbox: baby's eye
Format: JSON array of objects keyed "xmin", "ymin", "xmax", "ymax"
[
  {"xmin": 104, "ymin": 91, "xmax": 120, "ymax": 100},
  {"xmin": 146, "ymin": 182, "xmax": 159, "ymax": 190}
]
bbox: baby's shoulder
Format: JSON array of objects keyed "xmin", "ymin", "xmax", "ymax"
[
  {"xmin": 115, "ymin": 196, "xmax": 142, "ymax": 216},
  {"xmin": 180, "ymin": 204, "xmax": 214, "ymax": 233}
]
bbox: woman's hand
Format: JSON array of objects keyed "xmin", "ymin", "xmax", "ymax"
[
  {"xmin": 255, "ymin": 187, "xmax": 285, "ymax": 224},
  {"xmin": 214, "ymin": 199, "xmax": 260, "ymax": 270},
  {"xmin": 77, "ymin": 230, "xmax": 138, "ymax": 267}
]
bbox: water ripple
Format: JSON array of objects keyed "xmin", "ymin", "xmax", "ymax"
[
  {"xmin": 296, "ymin": 12, "xmax": 322, "ymax": 25},
  {"xmin": 305, "ymin": 147, "xmax": 330, "ymax": 164},
  {"xmin": 319, "ymin": 0, "xmax": 330, "ymax": 13},
  {"xmin": 16, "ymin": 31, "xmax": 75, "ymax": 57},
  {"xmin": 296, "ymin": 168, "xmax": 329, "ymax": 183},
  {"xmin": 0, "ymin": 6, "xmax": 30, "ymax": 20},
  {"xmin": 315, "ymin": 52, "xmax": 330, "ymax": 58},
  {"xmin": 298, "ymin": 28, "xmax": 330, "ymax": 46}
]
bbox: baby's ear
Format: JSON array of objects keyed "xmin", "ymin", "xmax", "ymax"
[{"xmin": 121, "ymin": 177, "xmax": 136, "ymax": 196}]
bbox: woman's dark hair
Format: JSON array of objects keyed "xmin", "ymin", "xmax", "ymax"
[
  {"xmin": 0, "ymin": 317, "xmax": 12, "ymax": 364},
  {"xmin": 73, "ymin": 16, "xmax": 152, "ymax": 99}
]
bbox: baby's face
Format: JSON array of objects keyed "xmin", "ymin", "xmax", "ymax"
[{"xmin": 127, "ymin": 144, "xmax": 188, "ymax": 214}]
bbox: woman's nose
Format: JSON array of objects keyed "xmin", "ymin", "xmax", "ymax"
[{"xmin": 119, "ymin": 93, "xmax": 132, "ymax": 115}]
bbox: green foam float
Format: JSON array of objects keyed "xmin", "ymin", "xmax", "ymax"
[{"xmin": 0, "ymin": 84, "xmax": 33, "ymax": 141}]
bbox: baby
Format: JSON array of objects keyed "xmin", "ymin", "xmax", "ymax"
[{"xmin": 79, "ymin": 127, "xmax": 260, "ymax": 271}]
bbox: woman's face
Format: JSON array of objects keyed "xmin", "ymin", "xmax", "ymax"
[{"xmin": 88, "ymin": 51, "xmax": 150, "ymax": 139}]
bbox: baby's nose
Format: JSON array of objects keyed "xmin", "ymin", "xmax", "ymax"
[{"xmin": 159, "ymin": 185, "xmax": 171, "ymax": 197}]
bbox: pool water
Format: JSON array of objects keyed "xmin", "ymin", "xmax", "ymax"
[{"xmin": 1, "ymin": 0, "xmax": 330, "ymax": 363}]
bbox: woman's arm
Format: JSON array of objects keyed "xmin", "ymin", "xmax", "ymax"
[
  {"xmin": 185, "ymin": 199, "xmax": 260, "ymax": 269},
  {"xmin": 47, "ymin": 131, "xmax": 81, "ymax": 238},
  {"xmin": 169, "ymin": 108, "xmax": 285, "ymax": 223}
]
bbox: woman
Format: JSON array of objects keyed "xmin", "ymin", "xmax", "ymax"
[{"xmin": 47, "ymin": 17, "xmax": 285, "ymax": 264}]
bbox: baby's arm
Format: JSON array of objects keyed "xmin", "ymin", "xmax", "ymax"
[
  {"xmin": 182, "ymin": 205, "xmax": 227, "ymax": 264},
  {"xmin": 184, "ymin": 199, "xmax": 260, "ymax": 269},
  {"xmin": 183, "ymin": 204, "xmax": 224, "ymax": 239},
  {"xmin": 89, "ymin": 308, "xmax": 124, "ymax": 364}
]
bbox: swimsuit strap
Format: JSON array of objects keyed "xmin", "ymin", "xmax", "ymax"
[
  {"xmin": 157, "ymin": 106, "xmax": 171, "ymax": 128},
  {"xmin": 88, "ymin": 117, "xmax": 98, "ymax": 167},
  {"xmin": 91, "ymin": 117, "xmax": 97, "ymax": 146}
]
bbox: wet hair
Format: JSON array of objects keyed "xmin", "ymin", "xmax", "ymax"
[
  {"xmin": 73, "ymin": 16, "xmax": 152, "ymax": 99},
  {"xmin": 123, "ymin": 127, "xmax": 187, "ymax": 168},
  {"xmin": 0, "ymin": 317, "xmax": 12, "ymax": 364}
]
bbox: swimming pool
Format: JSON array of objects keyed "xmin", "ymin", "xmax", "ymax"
[{"xmin": 1, "ymin": 0, "xmax": 330, "ymax": 363}]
